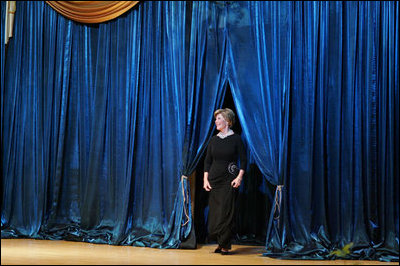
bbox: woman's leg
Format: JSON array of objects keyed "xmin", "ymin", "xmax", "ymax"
[
  {"xmin": 207, "ymin": 186, "xmax": 224, "ymax": 242},
  {"xmin": 217, "ymin": 185, "xmax": 237, "ymax": 250}
]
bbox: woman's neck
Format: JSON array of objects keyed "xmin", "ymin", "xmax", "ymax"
[{"xmin": 219, "ymin": 127, "xmax": 230, "ymax": 134}]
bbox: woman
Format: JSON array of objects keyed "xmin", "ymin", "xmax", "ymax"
[{"xmin": 203, "ymin": 108, "xmax": 247, "ymax": 255}]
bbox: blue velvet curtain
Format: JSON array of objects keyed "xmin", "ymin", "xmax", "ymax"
[
  {"xmin": 1, "ymin": 1, "xmax": 398, "ymax": 262},
  {"xmin": 0, "ymin": 1, "xmax": 192, "ymax": 248},
  {"xmin": 263, "ymin": 2, "xmax": 399, "ymax": 261}
]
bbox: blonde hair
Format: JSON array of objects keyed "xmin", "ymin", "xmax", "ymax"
[{"xmin": 214, "ymin": 108, "xmax": 235, "ymax": 128}]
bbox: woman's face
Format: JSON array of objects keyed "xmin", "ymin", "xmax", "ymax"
[{"xmin": 215, "ymin": 114, "xmax": 229, "ymax": 131}]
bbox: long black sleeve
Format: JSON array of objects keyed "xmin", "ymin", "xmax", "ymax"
[
  {"xmin": 238, "ymin": 137, "xmax": 247, "ymax": 171},
  {"xmin": 204, "ymin": 138, "xmax": 213, "ymax": 172}
]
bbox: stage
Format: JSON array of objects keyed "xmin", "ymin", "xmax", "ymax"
[{"xmin": 1, "ymin": 239, "xmax": 397, "ymax": 265}]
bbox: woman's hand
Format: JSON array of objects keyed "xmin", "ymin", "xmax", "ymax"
[
  {"xmin": 231, "ymin": 176, "xmax": 242, "ymax": 188},
  {"xmin": 203, "ymin": 178, "xmax": 212, "ymax": 191}
]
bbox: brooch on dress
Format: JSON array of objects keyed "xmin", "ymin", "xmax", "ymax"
[{"xmin": 228, "ymin": 162, "xmax": 239, "ymax": 176}]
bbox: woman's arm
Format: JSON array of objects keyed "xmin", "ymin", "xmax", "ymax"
[
  {"xmin": 203, "ymin": 171, "xmax": 212, "ymax": 191},
  {"xmin": 231, "ymin": 169, "xmax": 244, "ymax": 188},
  {"xmin": 203, "ymin": 138, "xmax": 213, "ymax": 191},
  {"xmin": 232, "ymin": 136, "xmax": 247, "ymax": 188}
]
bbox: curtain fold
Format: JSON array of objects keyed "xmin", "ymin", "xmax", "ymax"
[
  {"xmin": 46, "ymin": 1, "xmax": 139, "ymax": 24},
  {"xmin": 261, "ymin": 2, "xmax": 399, "ymax": 261},
  {"xmin": 164, "ymin": 1, "xmax": 234, "ymax": 248},
  {"xmin": 224, "ymin": 4, "xmax": 292, "ymax": 247},
  {"xmin": 226, "ymin": 1, "xmax": 292, "ymax": 187}
]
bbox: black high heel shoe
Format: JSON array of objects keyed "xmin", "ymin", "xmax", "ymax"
[
  {"xmin": 214, "ymin": 246, "xmax": 222, "ymax": 253},
  {"xmin": 221, "ymin": 249, "xmax": 233, "ymax": 255}
]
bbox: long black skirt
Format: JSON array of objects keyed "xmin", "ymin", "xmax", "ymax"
[{"xmin": 207, "ymin": 181, "xmax": 238, "ymax": 249}]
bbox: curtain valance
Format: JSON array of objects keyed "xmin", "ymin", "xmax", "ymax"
[{"xmin": 46, "ymin": 1, "xmax": 139, "ymax": 23}]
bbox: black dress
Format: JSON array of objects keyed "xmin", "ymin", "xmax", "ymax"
[{"xmin": 204, "ymin": 133, "xmax": 247, "ymax": 249}]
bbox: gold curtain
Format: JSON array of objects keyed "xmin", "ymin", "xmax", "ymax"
[
  {"xmin": 5, "ymin": 1, "xmax": 16, "ymax": 44},
  {"xmin": 46, "ymin": 1, "xmax": 140, "ymax": 24}
]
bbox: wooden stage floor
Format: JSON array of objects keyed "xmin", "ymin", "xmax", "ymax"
[{"xmin": 1, "ymin": 239, "xmax": 397, "ymax": 265}]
